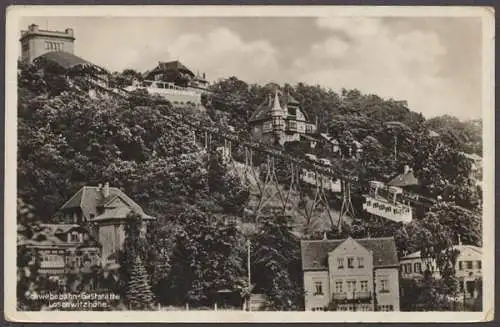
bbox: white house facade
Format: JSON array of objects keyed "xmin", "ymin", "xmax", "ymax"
[{"xmin": 301, "ymin": 237, "xmax": 400, "ymax": 312}]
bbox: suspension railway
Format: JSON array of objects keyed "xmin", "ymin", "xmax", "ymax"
[{"xmin": 160, "ymin": 107, "xmax": 438, "ymax": 231}]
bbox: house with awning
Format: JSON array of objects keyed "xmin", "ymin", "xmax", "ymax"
[{"xmin": 59, "ymin": 183, "xmax": 155, "ymax": 264}]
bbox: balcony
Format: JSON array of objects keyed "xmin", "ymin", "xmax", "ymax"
[
  {"xmin": 286, "ymin": 121, "xmax": 297, "ymax": 132},
  {"xmin": 333, "ymin": 292, "xmax": 347, "ymax": 300},
  {"xmin": 356, "ymin": 292, "xmax": 372, "ymax": 300},
  {"xmin": 332, "ymin": 292, "xmax": 372, "ymax": 303},
  {"xmin": 272, "ymin": 123, "xmax": 285, "ymax": 131}
]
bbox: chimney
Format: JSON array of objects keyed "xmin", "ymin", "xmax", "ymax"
[
  {"xmin": 29, "ymin": 24, "xmax": 39, "ymax": 32},
  {"xmin": 103, "ymin": 182, "xmax": 110, "ymax": 198},
  {"xmin": 323, "ymin": 232, "xmax": 327, "ymax": 240},
  {"xmin": 65, "ymin": 28, "xmax": 74, "ymax": 37},
  {"xmin": 458, "ymin": 234, "xmax": 462, "ymax": 246}
]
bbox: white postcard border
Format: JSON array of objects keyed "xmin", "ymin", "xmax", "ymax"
[{"xmin": 4, "ymin": 5, "xmax": 495, "ymax": 323}]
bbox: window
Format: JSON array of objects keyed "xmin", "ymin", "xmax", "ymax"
[
  {"xmin": 69, "ymin": 232, "xmax": 79, "ymax": 242},
  {"xmin": 414, "ymin": 262, "xmax": 422, "ymax": 273},
  {"xmin": 313, "ymin": 281, "xmax": 323, "ymax": 296},
  {"xmin": 477, "ymin": 261, "xmax": 482, "ymax": 269},
  {"xmin": 466, "ymin": 261, "xmax": 473, "ymax": 269},
  {"xmin": 263, "ymin": 121, "xmax": 272, "ymax": 132},
  {"xmin": 347, "ymin": 257, "xmax": 355, "ymax": 269},
  {"xmin": 380, "ymin": 279, "xmax": 389, "ymax": 293},
  {"xmin": 360, "ymin": 280, "xmax": 368, "ymax": 292},
  {"xmin": 335, "ymin": 281, "xmax": 343, "ymax": 293},
  {"xmin": 346, "ymin": 281, "xmax": 356, "ymax": 293},
  {"xmin": 337, "ymin": 258, "xmax": 344, "ymax": 269},
  {"xmin": 357, "ymin": 257, "xmax": 365, "ymax": 268},
  {"xmin": 459, "ymin": 261, "xmax": 463, "ymax": 270}
]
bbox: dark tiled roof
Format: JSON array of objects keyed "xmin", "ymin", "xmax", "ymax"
[
  {"xmin": 249, "ymin": 88, "xmax": 311, "ymax": 123},
  {"xmin": 60, "ymin": 186, "xmax": 152, "ymax": 221},
  {"xmin": 301, "ymin": 237, "xmax": 399, "ymax": 271},
  {"xmin": 157, "ymin": 60, "xmax": 195, "ymax": 76},
  {"xmin": 249, "ymin": 94, "xmax": 276, "ymax": 122},
  {"xmin": 34, "ymin": 52, "xmax": 108, "ymax": 74}
]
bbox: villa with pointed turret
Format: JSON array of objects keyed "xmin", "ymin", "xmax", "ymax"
[{"xmin": 249, "ymin": 85, "xmax": 317, "ymax": 145}]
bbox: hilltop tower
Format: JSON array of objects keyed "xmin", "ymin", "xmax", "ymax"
[{"xmin": 20, "ymin": 23, "xmax": 75, "ymax": 63}]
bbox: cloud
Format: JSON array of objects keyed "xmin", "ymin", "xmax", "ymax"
[
  {"xmin": 20, "ymin": 17, "xmax": 481, "ymax": 119},
  {"xmin": 162, "ymin": 28, "xmax": 279, "ymax": 83},
  {"xmin": 316, "ymin": 17, "xmax": 383, "ymax": 37},
  {"xmin": 288, "ymin": 17, "xmax": 478, "ymax": 119}
]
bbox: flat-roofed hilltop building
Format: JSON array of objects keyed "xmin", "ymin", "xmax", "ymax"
[
  {"xmin": 20, "ymin": 24, "xmax": 75, "ymax": 63},
  {"xmin": 301, "ymin": 236, "xmax": 400, "ymax": 312},
  {"xmin": 20, "ymin": 24, "xmax": 129, "ymax": 98}
]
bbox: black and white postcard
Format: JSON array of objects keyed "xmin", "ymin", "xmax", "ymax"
[{"xmin": 4, "ymin": 5, "xmax": 495, "ymax": 323}]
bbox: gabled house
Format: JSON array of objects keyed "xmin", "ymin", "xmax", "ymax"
[
  {"xmin": 59, "ymin": 183, "xmax": 155, "ymax": 263},
  {"xmin": 127, "ymin": 60, "xmax": 209, "ymax": 108},
  {"xmin": 145, "ymin": 60, "xmax": 196, "ymax": 87},
  {"xmin": 144, "ymin": 60, "xmax": 209, "ymax": 92},
  {"xmin": 301, "ymin": 236, "xmax": 400, "ymax": 312},
  {"xmin": 249, "ymin": 85, "xmax": 317, "ymax": 145}
]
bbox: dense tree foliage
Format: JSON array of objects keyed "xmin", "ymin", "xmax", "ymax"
[
  {"xmin": 126, "ymin": 256, "xmax": 155, "ymax": 310},
  {"xmin": 250, "ymin": 215, "xmax": 304, "ymax": 310},
  {"xmin": 17, "ymin": 63, "xmax": 483, "ymax": 311},
  {"xmin": 166, "ymin": 206, "xmax": 247, "ymax": 307}
]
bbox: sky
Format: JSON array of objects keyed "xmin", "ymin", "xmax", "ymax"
[{"xmin": 20, "ymin": 16, "xmax": 483, "ymax": 120}]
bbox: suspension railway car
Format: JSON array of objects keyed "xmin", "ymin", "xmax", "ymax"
[
  {"xmin": 301, "ymin": 154, "xmax": 342, "ymax": 192},
  {"xmin": 362, "ymin": 181, "xmax": 413, "ymax": 223}
]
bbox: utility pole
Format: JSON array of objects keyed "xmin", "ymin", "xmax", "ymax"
[{"xmin": 247, "ymin": 239, "xmax": 251, "ymax": 311}]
